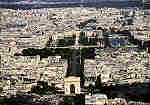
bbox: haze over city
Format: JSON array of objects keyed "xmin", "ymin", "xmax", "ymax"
[{"xmin": 1, "ymin": 0, "xmax": 150, "ymax": 105}]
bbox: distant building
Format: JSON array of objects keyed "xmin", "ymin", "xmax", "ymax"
[
  {"xmin": 108, "ymin": 34, "xmax": 128, "ymax": 48},
  {"xmin": 84, "ymin": 59, "xmax": 97, "ymax": 87},
  {"xmin": 85, "ymin": 94, "xmax": 108, "ymax": 105},
  {"xmin": 85, "ymin": 94, "xmax": 127, "ymax": 105},
  {"xmin": 142, "ymin": 0, "xmax": 150, "ymax": 9}
]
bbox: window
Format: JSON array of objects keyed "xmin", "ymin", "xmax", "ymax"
[
  {"xmin": 8, "ymin": 47, "xmax": 11, "ymax": 52},
  {"xmin": 70, "ymin": 84, "xmax": 75, "ymax": 94}
]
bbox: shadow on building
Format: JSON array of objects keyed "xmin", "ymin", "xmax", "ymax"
[
  {"xmin": 61, "ymin": 94, "xmax": 85, "ymax": 105},
  {"xmin": 100, "ymin": 82, "xmax": 150, "ymax": 103}
]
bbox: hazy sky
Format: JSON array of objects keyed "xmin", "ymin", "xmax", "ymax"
[{"xmin": 0, "ymin": 0, "xmax": 138, "ymax": 2}]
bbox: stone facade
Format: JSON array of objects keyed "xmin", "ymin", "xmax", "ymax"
[
  {"xmin": 84, "ymin": 59, "xmax": 97, "ymax": 87},
  {"xmin": 95, "ymin": 47, "xmax": 150, "ymax": 85},
  {"xmin": 64, "ymin": 76, "xmax": 80, "ymax": 95}
]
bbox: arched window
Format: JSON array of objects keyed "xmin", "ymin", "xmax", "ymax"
[
  {"xmin": 70, "ymin": 84, "xmax": 75, "ymax": 94},
  {"xmin": 8, "ymin": 47, "xmax": 11, "ymax": 52}
]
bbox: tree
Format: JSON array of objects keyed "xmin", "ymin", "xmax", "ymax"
[
  {"xmin": 0, "ymin": 87, "xmax": 3, "ymax": 94},
  {"xmin": 31, "ymin": 81, "xmax": 50, "ymax": 95},
  {"xmin": 95, "ymin": 75, "xmax": 102, "ymax": 89},
  {"xmin": 79, "ymin": 36, "xmax": 89, "ymax": 45},
  {"xmin": 88, "ymin": 84, "xmax": 94, "ymax": 96},
  {"xmin": 46, "ymin": 36, "xmax": 53, "ymax": 47},
  {"xmin": 22, "ymin": 48, "xmax": 39, "ymax": 56}
]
